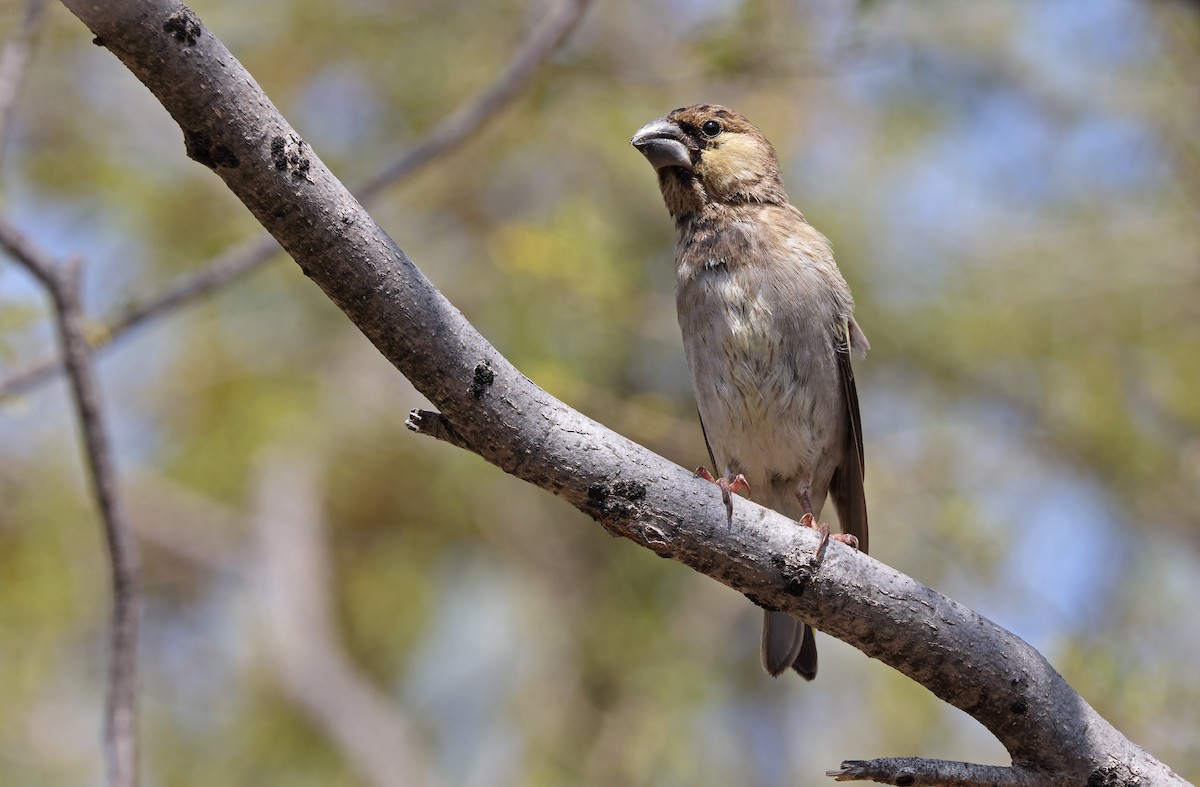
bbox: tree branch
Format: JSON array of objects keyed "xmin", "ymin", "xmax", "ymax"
[
  {"xmin": 354, "ymin": 0, "xmax": 589, "ymax": 203},
  {"xmin": 828, "ymin": 758, "xmax": 1043, "ymax": 786},
  {"xmin": 55, "ymin": 1, "xmax": 1187, "ymax": 784},
  {"xmin": 0, "ymin": 0, "xmax": 589, "ymax": 401},
  {"xmin": 120, "ymin": 465, "xmax": 440, "ymax": 786},
  {"xmin": 253, "ymin": 449, "xmax": 438, "ymax": 787},
  {"xmin": 0, "ymin": 216, "xmax": 141, "ymax": 787},
  {"xmin": 0, "ymin": 0, "xmax": 46, "ymax": 168}
]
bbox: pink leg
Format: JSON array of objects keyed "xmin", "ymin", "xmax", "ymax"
[
  {"xmin": 696, "ymin": 466, "xmax": 750, "ymax": 523},
  {"xmin": 796, "ymin": 491, "xmax": 858, "ymax": 560}
]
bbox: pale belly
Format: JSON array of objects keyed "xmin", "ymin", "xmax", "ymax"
[{"xmin": 678, "ymin": 270, "xmax": 844, "ymax": 517}]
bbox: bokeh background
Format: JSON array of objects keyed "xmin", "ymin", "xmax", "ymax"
[{"xmin": 1, "ymin": 0, "xmax": 1198, "ymax": 785}]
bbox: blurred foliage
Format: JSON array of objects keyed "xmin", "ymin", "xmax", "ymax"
[{"xmin": 0, "ymin": 0, "xmax": 1198, "ymax": 785}]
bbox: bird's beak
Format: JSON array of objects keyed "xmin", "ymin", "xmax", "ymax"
[{"xmin": 631, "ymin": 118, "xmax": 693, "ymax": 172}]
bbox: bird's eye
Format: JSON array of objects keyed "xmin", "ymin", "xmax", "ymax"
[{"xmin": 700, "ymin": 119, "xmax": 722, "ymax": 138}]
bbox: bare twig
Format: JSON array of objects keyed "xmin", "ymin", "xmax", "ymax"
[
  {"xmin": 355, "ymin": 0, "xmax": 590, "ymax": 202},
  {"xmin": 0, "ymin": 215, "xmax": 140, "ymax": 787},
  {"xmin": 829, "ymin": 759, "xmax": 1040, "ymax": 786},
  {"xmin": 0, "ymin": 0, "xmax": 46, "ymax": 168},
  {"xmin": 123, "ymin": 464, "xmax": 438, "ymax": 786},
  {"xmin": 1146, "ymin": 1, "xmax": 1200, "ymax": 207},
  {"xmin": 0, "ymin": 232, "xmax": 281, "ymax": 398},
  {"xmin": 254, "ymin": 450, "xmax": 437, "ymax": 787},
  {"xmin": 0, "ymin": 0, "xmax": 591, "ymax": 401}
]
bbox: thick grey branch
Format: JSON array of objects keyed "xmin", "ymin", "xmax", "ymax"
[
  {"xmin": 57, "ymin": 1, "xmax": 1186, "ymax": 784},
  {"xmin": 0, "ymin": 216, "xmax": 141, "ymax": 787}
]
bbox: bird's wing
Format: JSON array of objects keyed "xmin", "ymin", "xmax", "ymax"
[
  {"xmin": 697, "ymin": 408, "xmax": 719, "ymax": 473},
  {"xmin": 830, "ymin": 318, "xmax": 868, "ymax": 554}
]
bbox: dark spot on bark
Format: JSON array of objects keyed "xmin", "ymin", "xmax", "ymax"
[
  {"xmin": 784, "ymin": 573, "xmax": 810, "ymax": 596},
  {"xmin": 769, "ymin": 551, "xmax": 812, "ymax": 597},
  {"xmin": 163, "ymin": 10, "xmax": 202, "ymax": 46},
  {"xmin": 1010, "ymin": 699, "xmax": 1027, "ymax": 715},
  {"xmin": 895, "ymin": 776, "xmax": 915, "ymax": 787},
  {"xmin": 268, "ymin": 135, "xmax": 312, "ymax": 179},
  {"xmin": 586, "ymin": 482, "xmax": 614, "ymax": 517},
  {"xmin": 469, "ymin": 361, "xmax": 494, "ymax": 399},
  {"xmin": 1088, "ymin": 762, "xmax": 1141, "ymax": 786},
  {"xmin": 184, "ymin": 130, "xmax": 211, "ymax": 163},
  {"xmin": 271, "ymin": 136, "xmax": 288, "ymax": 170},
  {"xmin": 610, "ymin": 480, "xmax": 646, "ymax": 501},
  {"xmin": 92, "ymin": 36, "xmax": 106, "ymax": 47},
  {"xmin": 584, "ymin": 479, "xmax": 647, "ymax": 522},
  {"xmin": 211, "ymin": 145, "xmax": 239, "ymax": 168},
  {"xmin": 291, "ymin": 154, "xmax": 311, "ymax": 180},
  {"xmin": 183, "ymin": 130, "xmax": 239, "ymax": 170}
]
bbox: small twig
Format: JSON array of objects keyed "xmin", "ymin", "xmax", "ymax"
[
  {"xmin": 0, "ymin": 0, "xmax": 46, "ymax": 168},
  {"xmin": 0, "ymin": 0, "xmax": 591, "ymax": 401},
  {"xmin": 0, "ymin": 231, "xmax": 282, "ymax": 399},
  {"xmin": 404, "ymin": 407, "xmax": 468, "ymax": 450},
  {"xmin": 356, "ymin": 0, "xmax": 591, "ymax": 202},
  {"xmin": 0, "ymin": 215, "xmax": 141, "ymax": 787},
  {"xmin": 828, "ymin": 758, "xmax": 1039, "ymax": 786}
]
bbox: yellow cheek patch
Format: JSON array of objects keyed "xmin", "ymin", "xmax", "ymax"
[{"xmin": 696, "ymin": 134, "xmax": 769, "ymax": 194}]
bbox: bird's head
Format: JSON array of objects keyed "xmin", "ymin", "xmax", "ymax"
[{"xmin": 631, "ymin": 104, "xmax": 787, "ymax": 219}]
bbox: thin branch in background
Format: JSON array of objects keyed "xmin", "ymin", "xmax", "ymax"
[
  {"xmin": 254, "ymin": 450, "xmax": 437, "ymax": 787},
  {"xmin": 120, "ymin": 464, "xmax": 439, "ymax": 786},
  {"xmin": 0, "ymin": 215, "xmax": 141, "ymax": 787},
  {"xmin": 0, "ymin": 232, "xmax": 282, "ymax": 399},
  {"xmin": 355, "ymin": 0, "xmax": 591, "ymax": 202},
  {"xmin": 1147, "ymin": 1, "xmax": 1200, "ymax": 207},
  {"xmin": 0, "ymin": 0, "xmax": 591, "ymax": 401},
  {"xmin": 0, "ymin": 0, "xmax": 46, "ymax": 168}
]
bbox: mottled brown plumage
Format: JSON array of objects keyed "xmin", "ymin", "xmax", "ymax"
[{"xmin": 632, "ymin": 104, "xmax": 868, "ymax": 680}]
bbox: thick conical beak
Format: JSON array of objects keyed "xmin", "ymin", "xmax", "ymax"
[{"xmin": 631, "ymin": 118, "xmax": 693, "ymax": 172}]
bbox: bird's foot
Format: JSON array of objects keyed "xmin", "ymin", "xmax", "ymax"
[
  {"xmin": 696, "ymin": 467, "xmax": 750, "ymax": 523},
  {"xmin": 799, "ymin": 513, "xmax": 859, "ymax": 562}
]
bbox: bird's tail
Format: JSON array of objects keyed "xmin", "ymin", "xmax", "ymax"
[{"xmin": 761, "ymin": 610, "xmax": 817, "ymax": 680}]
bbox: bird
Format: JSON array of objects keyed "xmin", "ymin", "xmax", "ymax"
[{"xmin": 631, "ymin": 104, "xmax": 868, "ymax": 680}]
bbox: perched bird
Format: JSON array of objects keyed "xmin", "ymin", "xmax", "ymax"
[{"xmin": 631, "ymin": 105, "xmax": 868, "ymax": 680}]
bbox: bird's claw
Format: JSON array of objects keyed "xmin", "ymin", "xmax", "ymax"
[
  {"xmin": 799, "ymin": 513, "xmax": 859, "ymax": 562},
  {"xmin": 696, "ymin": 467, "xmax": 750, "ymax": 523},
  {"xmin": 833, "ymin": 533, "xmax": 859, "ymax": 550}
]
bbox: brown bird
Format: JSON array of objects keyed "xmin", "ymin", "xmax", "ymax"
[{"xmin": 631, "ymin": 105, "xmax": 868, "ymax": 680}]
